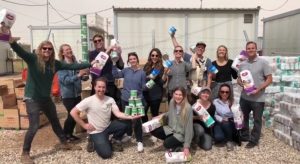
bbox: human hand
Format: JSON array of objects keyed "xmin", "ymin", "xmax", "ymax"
[
  {"xmin": 249, "ymin": 88, "xmax": 260, "ymax": 95},
  {"xmin": 91, "ymin": 60, "xmax": 99, "ymax": 66},
  {"xmin": 84, "ymin": 123, "xmax": 96, "ymax": 132},
  {"xmin": 183, "ymin": 148, "xmax": 190, "ymax": 157}
]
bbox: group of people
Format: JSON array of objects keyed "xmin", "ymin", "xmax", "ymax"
[{"xmin": 7, "ymin": 29, "xmax": 272, "ymax": 163}]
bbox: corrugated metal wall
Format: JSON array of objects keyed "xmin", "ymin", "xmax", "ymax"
[{"xmin": 115, "ymin": 9, "xmax": 258, "ymax": 64}]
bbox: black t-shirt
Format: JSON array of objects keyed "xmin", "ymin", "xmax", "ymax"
[{"xmin": 212, "ymin": 59, "xmax": 238, "ymax": 83}]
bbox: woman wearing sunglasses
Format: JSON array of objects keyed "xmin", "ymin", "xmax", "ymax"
[
  {"xmin": 213, "ymin": 83, "xmax": 236, "ymax": 151},
  {"xmin": 142, "ymin": 48, "xmax": 165, "ymax": 123},
  {"xmin": 207, "ymin": 45, "xmax": 237, "ymax": 100},
  {"xmin": 112, "ymin": 52, "xmax": 146, "ymax": 153},
  {"xmin": 8, "ymin": 32, "xmax": 94, "ymax": 164}
]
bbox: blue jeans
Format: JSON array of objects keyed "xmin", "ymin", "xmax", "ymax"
[
  {"xmin": 240, "ymin": 97, "xmax": 265, "ymax": 144},
  {"xmin": 90, "ymin": 120, "xmax": 127, "ymax": 159},
  {"xmin": 62, "ymin": 96, "xmax": 81, "ymax": 135},
  {"xmin": 23, "ymin": 98, "xmax": 66, "ymax": 152},
  {"xmin": 214, "ymin": 121, "xmax": 235, "ymax": 143},
  {"xmin": 121, "ymin": 100, "xmax": 143, "ymax": 142}
]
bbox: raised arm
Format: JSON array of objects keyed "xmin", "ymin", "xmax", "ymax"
[{"xmin": 56, "ymin": 60, "xmax": 91, "ymax": 71}]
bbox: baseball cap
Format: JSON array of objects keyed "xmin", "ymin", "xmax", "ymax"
[
  {"xmin": 196, "ymin": 42, "xmax": 206, "ymax": 48},
  {"xmin": 199, "ymin": 87, "xmax": 211, "ymax": 93}
]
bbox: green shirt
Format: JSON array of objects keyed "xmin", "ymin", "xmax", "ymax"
[{"xmin": 10, "ymin": 42, "xmax": 91, "ymax": 100}]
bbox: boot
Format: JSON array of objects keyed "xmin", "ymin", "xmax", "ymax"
[{"xmin": 20, "ymin": 151, "xmax": 34, "ymax": 164}]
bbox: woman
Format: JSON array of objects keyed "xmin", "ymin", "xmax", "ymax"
[
  {"xmin": 8, "ymin": 33, "xmax": 93, "ymax": 164},
  {"xmin": 213, "ymin": 83, "xmax": 236, "ymax": 151},
  {"xmin": 58, "ymin": 44, "xmax": 87, "ymax": 142},
  {"xmin": 143, "ymin": 48, "xmax": 165, "ymax": 122},
  {"xmin": 151, "ymin": 87, "xmax": 193, "ymax": 157},
  {"xmin": 193, "ymin": 87, "xmax": 216, "ymax": 150},
  {"xmin": 165, "ymin": 45, "xmax": 192, "ymax": 102},
  {"xmin": 112, "ymin": 52, "xmax": 146, "ymax": 153},
  {"xmin": 207, "ymin": 45, "xmax": 237, "ymax": 100}
]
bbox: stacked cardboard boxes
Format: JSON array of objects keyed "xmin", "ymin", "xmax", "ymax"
[{"xmin": 0, "ymin": 79, "xmax": 48, "ymax": 129}]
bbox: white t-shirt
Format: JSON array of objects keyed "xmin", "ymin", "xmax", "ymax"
[{"xmin": 76, "ymin": 95, "xmax": 118, "ymax": 134}]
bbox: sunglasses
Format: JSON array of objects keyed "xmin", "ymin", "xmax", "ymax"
[
  {"xmin": 220, "ymin": 91, "xmax": 230, "ymax": 94},
  {"xmin": 151, "ymin": 54, "xmax": 159, "ymax": 57},
  {"xmin": 174, "ymin": 49, "xmax": 183, "ymax": 53},
  {"xmin": 93, "ymin": 39, "xmax": 103, "ymax": 43},
  {"xmin": 42, "ymin": 47, "xmax": 53, "ymax": 51}
]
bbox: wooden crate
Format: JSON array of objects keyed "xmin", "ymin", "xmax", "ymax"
[
  {"xmin": 159, "ymin": 100, "xmax": 169, "ymax": 113},
  {"xmin": 17, "ymin": 100, "xmax": 27, "ymax": 116},
  {"xmin": 0, "ymin": 85, "xmax": 8, "ymax": 96},
  {"xmin": 0, "ymin": 107, "xmax": 20, "ymax": 129},
  {"xmin": 0, "ymin": 94, "xmax": 17, "ymax": 109},
  {"xmin": 1, "ymin": 79, "xmax": 24, "ymax": 91}
]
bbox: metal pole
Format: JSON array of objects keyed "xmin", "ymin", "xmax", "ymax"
[
  {"xmin": 152, "ymin": 29, "xmax": 155, "ymax": 48},
  {"xmin": 46, "ymin": 0, "xmax": 49, "ymax": 26},
  {"xmin": 106, "ymin": 18, "xmax": 109, "ymax": 46}
]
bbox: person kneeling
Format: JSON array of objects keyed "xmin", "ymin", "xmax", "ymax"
[
  {"xmin": 151, "ymin": 87, "xmax": 193, "ymax": 157},
  {"xmin": 71, "ymin": 77, "xmax": 141, "ymax": 159}
]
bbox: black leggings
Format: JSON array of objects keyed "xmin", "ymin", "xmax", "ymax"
[{"xmin": 151, "ymin": 126, "xmax": 183, "ymax": 150}]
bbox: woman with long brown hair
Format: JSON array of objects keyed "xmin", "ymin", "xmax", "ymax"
[
  {"xmin": 8, "ymin": 33, "xmax": 93, "ymax": 164},
  {"xmin": 151, "ymin": 86, "xmax": 193, "ymax": 157},
  {"xmin": 143, "ymin": 48, "xmax": 165, "ymax": 122}
]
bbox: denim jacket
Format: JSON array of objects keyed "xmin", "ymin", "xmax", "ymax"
[{"xmin": 58, "ymin": 65, "xmax": 82, "ymax": 99}]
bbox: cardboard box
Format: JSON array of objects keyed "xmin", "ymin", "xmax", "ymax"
[
  {"xmin": 0, "ymin": 107, "xmax": 20, "ymax": 129},
  {"xmin": 20, "ymin": 113, "xmax": 48, "ymax": 129},
  {"xmin": 81, "ymin": 89, "xmax": 91, "ymax": 100},
  {"xmin": 0, "ymin": 93, "xmax": 17, "ymax": 109},
  {"xmin": 0, "ymin": 85, "xmax": 8, "ymax": 96},
  {"xmin": 15, "ymin": 87, "xmax": 25, "ymax": 99},
  {"xmin": 74, "ymin": 118, "xmax": 87, "ymax": 134},
  {"xmin": 1, "ymin": 79, "xmax": 24, "ymax": 90},
  {"xmin": 159, "ymin": 101, "xmax": 169, "ymax": 113},
  {"xmin": 17, "ymin": 100, "xmax": 27, "ymax": 116}
]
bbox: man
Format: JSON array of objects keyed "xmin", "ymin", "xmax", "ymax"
[
  {"xmin": 188, "ymin": 42, "xmax": 212, "ymax": 104},
  {"xmin": 237, "ymin": 41, "xmax": 272, "ymax": 149},
  {"xmin": 164, "ymin": 45, "xmax": 192, "ymax": 102},
  {"xmin": 89, "ymin": 34, "xmax": 124, "ymax": 97},
  {"xmin": 71, "ymin": 77, "xmax": 141, "ymax": 159},
  {"xmin": 88, "ymin": 34, "xmax": 124, "ymax": 151}
]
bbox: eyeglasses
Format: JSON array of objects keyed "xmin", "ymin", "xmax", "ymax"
[
  {"xmin": 151, "ymin": 54, "xmax": 159, "ymax": 57},
  {"xmin": 93, "ymin": 39, "xmax": 103, "ymax": 43},
  {"xmin": 174, "ymin": 49, "xmax": 183, "ymax": 53},
  {"xmin": 220, "ymin": 91, "xmax": 230, "ymax": 94},
  {"xmin": 42, "ymin": 47, "xmax": 53, "ymax": 51}
]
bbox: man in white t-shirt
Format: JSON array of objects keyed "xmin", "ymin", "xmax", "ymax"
[{"xmin": 71, "ymin": 77, "xmax": 141, "ymax": 159}]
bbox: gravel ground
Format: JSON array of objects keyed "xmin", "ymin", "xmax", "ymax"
[{"xmin": 0, "ymin": 103, "xmax": 300, "ymax": 164}]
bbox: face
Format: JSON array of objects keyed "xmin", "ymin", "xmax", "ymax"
[
  {"xmin": 173, "ymin": 90, "xmax": 184, "ymax": 104},
  {"xmin": 93, "ymin": 36, "xmax": 104, "ymax": 50},
  {"xmin": 173, "ymin": 47, "xmax": 183, "ymax": 59},
  {"xmin": 199, "ymin": 90, "xmax": 210, "ymax": 101},
  {"xmin": 219, "ymin": 86, "xmax": 230, "ymax": 100},
  {"xmin": 196, "ymin": 45, "xmax": 205, "ymax": 56},
  {"xmin": 217, "ymin": 47, "xmax": 227, "ymax": 58},
  {"xmin": 150, "ymin": 51, "xmax": 159, "ymax": 64},
  {"xmin": 41, "ymin": 43, "xmax": 53, "ymax": 61},
  {"xmin": 94, "ymin": 81, "xmax": 106, "ymax": 97},
  {"xmin": 62, "ymin": 45, "xmax": 73, "ymax": 60},
  {"xmin": 128, "ymin": 55, "xmax": 138, "ymax": 67},
  {"xmin": 246, "ymin": 43, "xmax": 257, "ymax": 58}
]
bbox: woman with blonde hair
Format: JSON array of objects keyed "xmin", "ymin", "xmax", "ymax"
[
  {"xmin": 207, "ymin": 45, "xmax": 237, "ymax": 100},
  {"xmin": 58, "ymin": 44, "xmax": 88, "ymax": 142},
  {"xmin": 8, "ymin": 32, "xmax": 93, "ymax": 164},
  {"xmin": 151, "ymin": 86, "xmax": 193, "ymax": 157}
]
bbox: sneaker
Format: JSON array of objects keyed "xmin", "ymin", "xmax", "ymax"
[
  {"xmin": 66, "ymin": 134, "xmax": 80, "ymax": 142},
  {"xmin": 121, "ymin": 134, "xmax": 132, "ymax": 143},
  {"xmin": 137, "ymin": 142, "xmax": 144, "ymax": 153},
  {"xmin": 86, "ymin": 136, "xmax": 95, "ymax": 152},
  {"xmin": 245, "ymin": 142, "xmax": 257, "ymax": 149},
  {"xmin": 226, "ymin": 142, "xmax": 234, "ymax": 151},
  {"xmin": 56, "ymin": 142, "xmax": 82, "ymax": 151},
  {"xmin": 112, "ymin": 141, "xmax": 124, "ymax": 152},
  {"xmin": 20, "ymin": 152, "xmax": 34, "ymax": 164}
]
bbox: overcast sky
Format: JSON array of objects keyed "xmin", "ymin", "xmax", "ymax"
[{"xmin": 0, "ymin": 0, "xmax": 299, "ymax": 43}]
